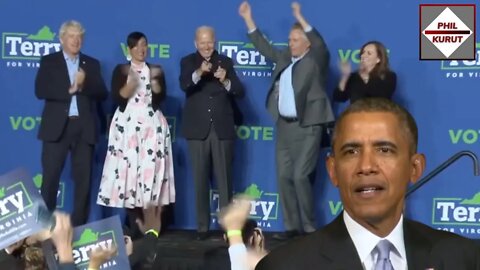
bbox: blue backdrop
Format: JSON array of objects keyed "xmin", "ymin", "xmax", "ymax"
[{"xmin": 1, "ymin": 0, "xmax": 479, "ymax": 238}]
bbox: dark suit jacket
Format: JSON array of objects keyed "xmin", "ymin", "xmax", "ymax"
[
  {"xmin": 179, "ymin": 50, "xmax": 245, "ymax": 140},
  {"xmin": 35, "ymin": 51, "xmax": 108, "ymax": 144},
  {"xmin": 248, "ymin": 28, "xmax": 334, "ymax": 127},
  {"xmin": 256, "ymin": 214, "xmax": 480, "ymax": 270},
  {"xmin": 111, "ymin": 62, "xmax": 166, "ymax": 112}
]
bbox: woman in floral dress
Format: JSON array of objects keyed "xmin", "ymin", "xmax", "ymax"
[{"xmin": 98, "ymin": 32, "xmax": 175, "ymax": 219}]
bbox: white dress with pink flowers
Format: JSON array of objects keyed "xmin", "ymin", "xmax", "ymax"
[{"xmin": 97, "ymin": 63, "xmax": 175, "ymax": 209}]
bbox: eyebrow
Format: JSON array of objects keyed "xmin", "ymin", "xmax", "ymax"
[{"xmin": 339, "ymin": 140, "xmax": 398, "ymax": 151}]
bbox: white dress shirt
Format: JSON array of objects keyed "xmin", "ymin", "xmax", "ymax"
[{"xmin": 344, "ymin": 211, "xmax": 408, "ymax": 270}]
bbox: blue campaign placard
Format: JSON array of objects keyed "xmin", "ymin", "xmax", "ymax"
[
  {"xmin": 0, "ymin": 168, "xmax": 49, "ymax": 250},
  {"xmin": 70, "ymin": 216, "xmax": 130, "ymax": 270}
]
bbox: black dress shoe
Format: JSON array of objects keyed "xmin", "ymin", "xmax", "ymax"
[
  {"xmin": 272, "ymin": 230, "xmax": 301, "ymax": 241},
  {"xmin": 195, "ymin": 232, "xmax": 209, "ymax": 241}
]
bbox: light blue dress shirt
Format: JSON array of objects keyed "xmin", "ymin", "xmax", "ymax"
[
  {"xmin": 64, "ymin": 51, "xmax": 79, "ymax": 116},
  {"xmin": 278, "ymin": 56, "xmax": 302, "ymax": 117},
  {"xmin": 277, "ymin": 25, "xmax": 312, "ymax": 118}
]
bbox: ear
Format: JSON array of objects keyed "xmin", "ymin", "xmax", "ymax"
[
  {"xmin": 410, "ymin": 153, "xmax": 426, "ymax": 184},
  {"xmin": 194, "ymin": 40, "xmax": 198, "ymax": 49},
  {"xmin": 326, "ymin": 155, "xmax": 339, "ymax": 187}
]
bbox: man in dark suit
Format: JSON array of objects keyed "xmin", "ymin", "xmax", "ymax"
[
  {"xmin": 35, "ymin": 20, "xmax": 107, "ymax": 226},
  {"xmin": 179, "ymin": 26, "xmax": 245, "ymax": 240},
  {"xmin": 239, "ymin": 1, "xmax": 334, "ymax": 239},
  {"xmin": 255, "ymin": 98, "xmax": 480, "ymax": 270}
]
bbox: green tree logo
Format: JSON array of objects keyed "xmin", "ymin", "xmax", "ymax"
[
  {"xmin": 33, "ymin": 174, "xmax": 43, "ymax": 189},
  {"xmin": 460, "ymin": 192, "xmax": 480, "ymax": 205},
  {"xmin": 27, "ymin": 26, "xmax": 56, "ymax": 41},
  {"xmin": 243, "ymin": 184, "xmax": 263, "ymax": 199},
  {"xmin": 73, "ymin": 228, "xmax": 99, "ymax": 247}
]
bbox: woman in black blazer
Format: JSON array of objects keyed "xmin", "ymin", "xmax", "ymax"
[{"xmin": 334, "ymin": 41, "xmax": 396, "ymax": 103}]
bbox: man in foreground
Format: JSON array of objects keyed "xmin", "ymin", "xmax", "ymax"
[{"xmin": 255, "ymin": 97, "xmax": 480, "ymax": 269}]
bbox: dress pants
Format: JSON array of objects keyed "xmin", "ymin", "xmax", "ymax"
[
  {"xmin": 275, "ymin": 117, "xmax": 322, "ymax": 233},
  {"xmin": 41, "ymin": 117, "xmax": 93, "ymax": 226},
  {"xmin": 187, "ymin": 124, "xmax": 234, "ymax": 232}
]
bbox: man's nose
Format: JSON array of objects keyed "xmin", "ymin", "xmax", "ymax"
[{"xmin": 357, "ymin": 150, "xmax": 378, "ymax": 175}]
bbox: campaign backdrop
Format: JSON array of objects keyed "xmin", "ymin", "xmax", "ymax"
[{"xmin": 1, "ymin": 0, "xmax": 479, "ymax": 238}]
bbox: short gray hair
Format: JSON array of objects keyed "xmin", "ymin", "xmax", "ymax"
[
  {"xmin": 59, "ymin": 20, "xmax": 85, "ymax": 38},
  {"xmin": 195, "ymin": 25, "xmax": 215, "ymax": 40}
]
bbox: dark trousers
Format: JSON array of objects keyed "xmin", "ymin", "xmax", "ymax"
[
  {"xmin": 41, "ymin": 118, "xmax": 93, "ymax": 226},
  {"xmin": 276, "ymin": 117, "xmax": 322, "ymax": 233},
  {"xmin": 187, "ymin": 126, "xmax": 234, "ymax": 232}
]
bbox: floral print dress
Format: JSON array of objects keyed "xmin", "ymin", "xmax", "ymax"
[{"xmin": 97, "ymin": 63, "xmax": 175, "ymax": 209}]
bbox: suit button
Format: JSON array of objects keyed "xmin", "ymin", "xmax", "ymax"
[
  {"xmin": 208, "ymin": 109, "xmax": 211, "ymax": 112},
  {"xmin": 209, "ymin": 96, "xmax": 213, "ymax": 99},
  {"xmin": 210, "ymin": 118, "xmax": 213, "ymax": 122}
]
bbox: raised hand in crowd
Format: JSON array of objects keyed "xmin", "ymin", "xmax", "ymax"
[
  {"xmin": 50, "ymin": 211, "xmax": 74, "ymax": 264},
  {"xmin": 219, "ymin": 196, "xmax": 268, "ymax": 270},
  {"xmin": 88, "ymin": 245, "xmax": 118, "ymax": 269},
  {"xmin": 219, "ymin": 196, "xmax": 252, "ymax": 235},
  {"xmin": 135, "ymin": 205, "xmax": 163, "ymax": 235}
]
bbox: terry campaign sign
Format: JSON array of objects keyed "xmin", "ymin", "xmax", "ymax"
[
  {"xmin": 70, "ymin": 216, "xmax": 129, "ymax": 270},
  {"xmin": 0, "ymin": 168, "xmax": 49, "ymax": 250}
]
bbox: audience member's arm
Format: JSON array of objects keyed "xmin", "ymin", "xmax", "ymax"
[
  {"xmin": 88, "ymin": 245, "xmax": 118, "ymax": 270},
  {"xmin": 50, "ymin": 212, "xmax": 75, "ymax": 268},
  {"xmin": 219, "ymin": 196, "xmax": 252, "ymax": 270},
  {"xmin": 129, "ymin": 205, "xmax": 162, "ymax": 267}
]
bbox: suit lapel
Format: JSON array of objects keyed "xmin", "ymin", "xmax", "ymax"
[
  {"xmin": 55, "ymin": 51, "xmax": 70, "ymax": 86},
  {"xmin": 318, "ymin": 214, "xmax": 364, "ymax": 270},
  {"xmin": 404, "ymin": 219, "xmax": 433, "ymax": 270},
  {"xmin": 315, "ymin": 216, "xmax": 435, "ymax": 269},
  {"xmin": 79, "ymin": 53, "xmax": 87, "ymax": 72}
]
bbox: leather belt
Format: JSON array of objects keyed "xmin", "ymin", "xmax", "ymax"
[
  {"xmin": 68, "ymin": 116, "xmax": 80, "ymax": 120},
  {"xmin": 280, "ymin": 115, "xmax": 298, "ymax": 123}
]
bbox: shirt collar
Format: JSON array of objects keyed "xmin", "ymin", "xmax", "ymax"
[
  {"xmin": 63, "ymin": 50, "xmax": 79, "ymax": 62},
  {"xmin": 291, "ymin": 49, "xmax": 309, "ymax": 63},
  {"xmin": 343, "ymin": 211, "xmax": 406, "ymax": 264}
]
